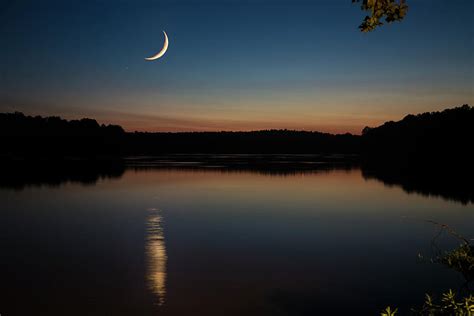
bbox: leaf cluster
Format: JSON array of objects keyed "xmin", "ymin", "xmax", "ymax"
[
  {"xmin": 353, "ymin": 0, "xmax": 408, "ymax": 32},
  {"xmin": 425, "ymin": 220, "xmax": 474, "ymax": 283},
  {"xmin": 381, "ymin": 306, "xmax": 398, "ymax": 316},
  {"xmin": 381, "ymin": 222, "xmax": 473, "ymax": 315},
  {"xmin": 381, "ymin": 291, "xmax": 474, "ymax": 315},
  {"xmin": 412, "ymin": 290, "xmax": 474, "ymax": 316},
  {"xmin": 439, "ymin": 245, "xmax": 474, "ymax": 283}
]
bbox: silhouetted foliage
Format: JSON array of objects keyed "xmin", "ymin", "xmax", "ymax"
[
  {"xmin": 0, "ymin": 112, "xmax": 124, "ymax": 137},
  {"xmin": 125, "ymin": 130, "xmax": 360, "ymax": 155},
  {"xmin": 361, "ymin": 105, "xmax": 474, "ymax": 205},
  {"xmin": 0, "ymin": 112, "xmax": 125, "ymax": 158},
  {"xmin": 361, "ymin": 104, "xmax": 474, "ymax": 168},
  {"xmin": 383, "ymin": 223, "xmax": 474, "ymax": 315},
  {"xmin": 0, "ymin": 112, "xmax": 361, "ymax": 157},
  {"xmin": 353, "ymin": 0, "xmax": 408, "ymax": 32},
  {"xmin": 1, "ymin": 105, "xmax": 472, "ymax": 170}
]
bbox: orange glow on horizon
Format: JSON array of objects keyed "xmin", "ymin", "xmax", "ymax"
[
  {"xmin": 30, "ymin": 113, "xmax": 385, "ymax": 135},
  {"xmin": 98, "ymin": 114, "xmax": 388, "ymax": 135}
]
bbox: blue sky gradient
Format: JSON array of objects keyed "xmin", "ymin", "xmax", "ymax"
[{"xmin": 1, "ymin": 0, "xmax": 473, "ymax": 133}]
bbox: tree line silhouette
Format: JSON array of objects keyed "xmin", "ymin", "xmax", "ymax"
[
  {"xmin": 126, "ymin": 130, "xmax": 360, "ymax": 154},
  {"xmin": 1, "ymin": 105, "xmax": 472, "ymax": 169},
  {"xmin": 0, "ymin": 112, "xmax": 125, "ymax": 158},
  {"xmin": 361, "ymin": 104, "xmax": 473, "ymax": 168}
]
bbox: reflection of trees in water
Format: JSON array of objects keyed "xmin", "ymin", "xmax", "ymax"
[
  {"xmin": 147, "ymin": 209, "xmax": 167, "ymax": 306},
  {"xmin": 0, "ymin": 161, "xmax": 125, "ymax": 190},
  {"xmin": 2, "ymin": 158, "xmax": 472, "ymax": 205},
  {"xmin": 361, "ymin": 167, "xmax": 474, "ymax": 205}
]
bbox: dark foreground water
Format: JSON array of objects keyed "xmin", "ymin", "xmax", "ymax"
[{"xmin": 1, "ymin": 163, "xmax": 473, "ymax": 315}]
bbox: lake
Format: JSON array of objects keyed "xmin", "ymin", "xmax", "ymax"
[{"xmin": 1, "ymin": 161, "xmax": 472, "ymax": 315}]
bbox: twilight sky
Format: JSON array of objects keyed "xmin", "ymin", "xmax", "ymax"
[{"xmin": 1, "ymin": 0, "xmax": 473, "ymax": 134}]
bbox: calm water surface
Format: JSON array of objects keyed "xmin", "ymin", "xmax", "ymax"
[{"xmin": 1, "ymin": 167, "xmax": 473, "ymax": 315}]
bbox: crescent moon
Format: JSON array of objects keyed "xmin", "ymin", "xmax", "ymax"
[{"xmin": 145, "ymin": 31, "xmax": 169, "ymax": 61}]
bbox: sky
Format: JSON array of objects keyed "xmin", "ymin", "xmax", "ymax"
[{"xmin": 1, "ymin": 0, "xmax": 473, "ymax": 134}]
